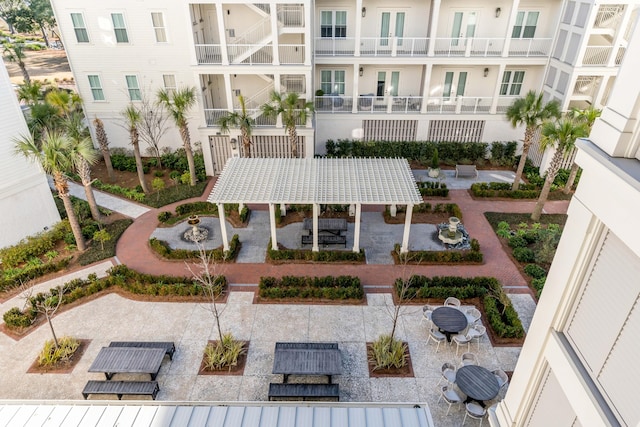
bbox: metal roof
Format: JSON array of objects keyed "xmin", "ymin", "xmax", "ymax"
[
  {"xmin": 207, "ymin": 158, "xmax": 422, "ymax": 205},
  {"xmin": 0, "ymin": 402, "xmax": 434, "ymax": 427}
]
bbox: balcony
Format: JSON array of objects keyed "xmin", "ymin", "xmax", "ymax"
[
  {"xmin": 583, "ymin": 46, "xmax": 612, "ymax": 65},
  {"xmin": 204, "ymin": 108, "xmax": 305, "ymax": 127},
  {"xmin": 195, "ymin": 44, "xmax": 305, "ymax": 65},
  {"xmin": 594, "ymin": 5, "xmax": 624, "ymax": 30}
]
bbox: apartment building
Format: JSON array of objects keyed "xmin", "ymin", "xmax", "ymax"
[
  {"xmin": 0, "ymin": 61, "xmax": 61, "ymax": 249},
  {"xmin": 491, "ymin": 18, "xmax": 640, "ymax": 427},
  {"xmin": 49, "ymin": 0, "xmax": 638, "ymax": 177}
]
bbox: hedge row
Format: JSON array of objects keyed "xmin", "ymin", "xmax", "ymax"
[
  {"xmin": 394, "ymin": 240, "xmax": 483, "ymax": 264},
  {"xmin": 149, "ymin": 235, "xmax": 241, "ymax": 261},
  {"xmin": 0, "ymin": 257, "xmax": 72, "ymax": 293},
  {"xmin": 267, "ymin": 246, "xmax": 365, "ymax": 263},
  {"xmin": 259, "ymin": 275, "xmax": 363, "ymax": 300},
  {"xmin": 0, "ymin": 221, "xmax": 69, "ymax": 268},
  {"xmin": 417, "ymin": 181, "xmax": 449, "ymax": 197},
  {"xmin": 470, "ymin": 182, "xmax": 540, "ymax": 199},
  {"xmin": 395, "ymin": 275, "xmax": 524, "ymax": 339},
  {"xmin": 159, "ymin": 202, "xmax": 249, "ymax": 225}
]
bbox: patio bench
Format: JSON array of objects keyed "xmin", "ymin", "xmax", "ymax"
[
  {"xmin": 455, "ymin": 164, "xmax": 478, "ymax": 178},
  {"xmin": 275, "ymin": 342, "xmax": 338, "ymax": 350},
  {"xmin": 109, "ymin": 341, "xmax": 175, "ymax": 360},
  {"xmin": 268, "ymin": 383, "xmax": 339, "ymax": 401},
  {"xmin": 82, "ymin": 380, "xmax": 159, "ymax": 400},
  {"xmin": 301, "ymin": 235, "xmax": 347, "ymax": 247}
]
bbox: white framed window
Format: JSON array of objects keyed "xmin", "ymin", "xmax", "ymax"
[
  {"xmin": 87, "ymin": 75, "xmax": 104, "ymax": 101},
  {"xmin": 125, "ymin": 75, "xmax": 141, "ymax": 100},
  {"xmin": 111, "ymin": 13, "xmax": 129, "ymax": 43},
  {"xmin": 320, "ymin": 70, "xmax": 345, "ymax": 95},
  {"xmin": 500, "ymin": 71, "xmax": 525, "ymax": 95},
  {"xmin": 151, "ymin": 12, "xmax": 167, "ymax": 43},
  {"xmin": 321, "ymin": 11, "xmax": 346, "ymax": 38},
  {"xmin": 70, "ymin": 13, "xmax": 89, "ymax": 43},
  {"xmin": 512, "ymin": 11, "xmax": 539, "ymax": 38},
  {"xmin": 162, "ymin": 74, "xmax": 176, "ymax": 96}
]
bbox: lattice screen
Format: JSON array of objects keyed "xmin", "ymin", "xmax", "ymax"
[
  {"xmin": 362, "ymin": 120, "xmax": 417, "ymax": 141},
  {"xmin": 427, "ymin": 120, "xmax": 485, "ymax": 142},
  {"xmin": 252, "ymin": 135, "xmax": 304, "ymax": 158}
]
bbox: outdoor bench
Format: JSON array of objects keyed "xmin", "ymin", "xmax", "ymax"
[
  {"xmin": 301, "ymin": 235, "xmax": 347, "ymax": 247},
  {"xmin": 455, "ymin": 164, "xmax": 478, "ymax": 178},
  {"xmin": 275, "ymin": 342, "xmax": 339, "ymax": 350},
  {"xmin": 82, "ymin": 380, "xmax": 159, "ymax": 400},
  {"xmin": 268, "ymin": 383, "xmax": 339, "ymax": 401},
  {"xmin": 109, "ymin": 341, "xmax": 176, "ymax": 360}
]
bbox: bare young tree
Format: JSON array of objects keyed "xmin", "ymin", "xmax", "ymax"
[
  {"xmin": 137, "ymin": 90, "xmax": 170, "ymax": 168},
  {"xmin": 22, "ymin": 283, "xmax": 66, "ymax": 348}
]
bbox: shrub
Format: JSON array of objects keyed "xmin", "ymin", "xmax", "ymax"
[
  {"xmin": 267, "ymin": 245, "xmax": 366, "ymax": 263},
  {"xmin": 0, "ymin": 222, "xmax": 69, "ymax": 268},
  {"xmin": 0, "ymin": 257, "xmax": 72, "ymax": 293},
  {"xmin": 92, "ymin": 180, "xmax": 145, "ymax": 202},
  {"xmin": 524, "ymin": 264, "xmax": 547, "ymax": 279},
  {"xmin": 508, "ymin": 235, "xmax": 527, "ymax": 248},
  {"xmin": 3, "ymin": 307, "xmax": 34, "ymax": 328},
  {"xmin": 157, "ymin": 211, "xmax": 172, "ymax": 223},
  {"xmin": 175, "ymin": 201, "xmax": 216, "ymax": 216},
  {"xmin": 154, "ymin": 170, "xmax": 165, "ymax": 177},
  {"xmin": 417, "ymin": 181, "xmax": 449, "ymax": 197},
  {"xmin": 395, "ymin": 243, "xmax": 483, "ymax": 264},
  {"xmin": 149, "ymin": 235, "xmax": 240, "ymax": 261},
  {"xmin": 470, "ymin": 182, "xmax": 540, "ymax": 199},
  {"xmin": 142, "ymin": 181, "xmax": 209, "ymax": 208},
  {"xmin": 38, "ymin": 336, "xmax": 80, "ymax": 367},
  {"xmin": 180, "ymin": 172, "xmax": 191, "ymax": 185},
  {"xmin": 77, "ymin": 219, "xmax": 133, "ymax": 266},
  {"xmin": 512, "ymin": 247, "xmax": 535, "ymax": 263},
  {"xmin": 369, "ymin": 335, "xmax": 407, "ymax": 370},
  {"xmin": 532, "ymin": 277, "xmax": 546, "ymax": 297},
  {"xmin": 203, "ymin": 334, "xmax": 246, "ymax": 371},
  {"xmin": 259, "ymin": 275, "xmax": 364, "ymax": 300}
]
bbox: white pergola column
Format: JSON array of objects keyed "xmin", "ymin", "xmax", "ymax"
[
  {"xmin": 427, "ymin": 0, "xmax": 440, "ymax": 56},
  {"xmin": 268, "ymin": 203, "xmax": 278, "ymax": 250},
  {"xmin": 401, "ymin": 203, "xmax": 413, "ymax": 253},
  {"xmin": 216, "ymin": 203, "xmax": 230, "ymax": 251},
  {"xmin": 352, "ymin": 203, "xmax": 362, "ymax": 253},
  {"xmin": 312, "ymin": 203, "xmax": 320, "ymax": 252}
]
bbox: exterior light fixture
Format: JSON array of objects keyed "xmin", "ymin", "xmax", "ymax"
[
  {"xmin": 484, "ymin": 67, "xmax": 489, "ymax": 77},
  {"xmin": 495, "ymin": 7, "xmax": 501, "ymax": 18},
  {"xmin": 359, "ymin": 66, "xmax": 364, "ymax": 76},
  {"xmin": 361, "ymin": 7, "xmax": 366, "ymax": 17},
  {"xmin": 230, "ymin": 138, "xmax": 238, "ymax": 149}
]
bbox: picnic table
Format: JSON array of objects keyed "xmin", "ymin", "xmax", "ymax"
[
  {"xmin": 456, "ymin": 365, "xmax": 501, "ymax": 406},
  {"xmin": 303, "ymin": 218, "xmax": 348, "ymax": 236},
  {"xmin": 431, "ymin": 306, "xmax": 468, "ymax": 342},
  {"xmin": 272, "ymin": 342, "xmax": 342, "ymax": 384},
  {"xmin": 88, "ymin": 347, "xmax": 166, "ymax": 380}
]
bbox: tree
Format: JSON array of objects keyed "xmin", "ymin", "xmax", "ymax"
[
  {"xmin": 505, "ymin": 91, "xmax": 561, "ymax": 190},
  {"xmin": 261, "ymin": 91, "xmax": 314, "ymax": 158},
  {"xmin": 25, "ymin": 0, "xmax": 56, "ymax": 47},
  {"xmin": 93, "ymin": 117, "xmax": 115, "ymax": 182},
  {"xmin": 120, "ymin": 104, "xmax": 150, "ymax": 193},
  {"xmin": 3, "ymin": 42, "xmax": 30, "ymax": 83},
  {"xmin": 136, "ymin": 91, "xmax": 170, "ymax": 168},
  {"xmin": 24, "ymin": 283, "xmax": 66, "ymax": 348},
  {"xmin": 64, "ymin": 112, "xmax": 102, "ymax": 222},
  {"xmin": 157, "ymin": 86, "xmax": 198, "ymax": 185},
  {"xmin": 151, "ymin": 176, "xmax": 165, "ymax": 202},
  {"xmin": 26, "ymin": 101, "xmax": 59, "ymax": 137},
  {"xmin": 0, "ymin": 0, "xmax": 26, "ymax": 33},
  {"xmin": 45, "ymin": 88, "xmax": 82, "ymax": 118},
  {"xmin": 217, "ymin": 95, "xmax": 255, "ymax": 158},
  {"xmin": 531, "ymin": 117, "xmax": 588, "ymax": 220},
  {"xmin": 14, "ymin": 130, "xmax": 86, "ymax": 251},
  {"xmin": 563, "ymin": 107, "xmax": 601, "ymax": 194},
  {"xmin": 16, "ymin": 79, "xmax": 44, "ymax": 105},
  {"xmin": 92, "ymin": 229, "xmax": 111, "ymax": 251}
]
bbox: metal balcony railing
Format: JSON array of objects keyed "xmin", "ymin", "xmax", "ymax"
[
  {"xmin": 195, "ymin": 44, "xmax": 223, "ymax": 64},
  {"xmin": 279, "ymin": 45, "xmax": 305, "ymax": 64},
  {"xmin": 583, "ymin": 46, "xmax": 611, "ymax": 65}
]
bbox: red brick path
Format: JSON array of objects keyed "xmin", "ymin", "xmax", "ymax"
[{"xmin": 116, "ymin": 179, "xmax": 569, "ymax": 296}]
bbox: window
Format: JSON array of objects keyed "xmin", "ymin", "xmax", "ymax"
[
  {"xmin": 162, "ymin": 74, "xmax": 176, "ymax": 96},
  {"xmin": 87, "ymin": 75, "xmax": 104, "ymax": 100},
  {"xmin": 500, "ymin": 71, "xmax": 525, "ymax": 95},
  {"xmin": 151, "ymin": 12, "xmax": 167, "ymax": 42},
  {"xmin": 70, "ymin": 13, "xmax": 89, "ymax": 43},
  {"xmin": 125, "ymin": 75, "xmax": 141, "ymax": 100},
  {"xmin": 553, "ymin": 29, "xmax": 568, "ymax": 59},
  {"xmin": 563, "ymin": 1, "xmax": 576, "ymax": 24},
  {"xmin": 443, "ymin": 71, "xmax": 466, "ymax": 100},
  {"xmin": 320, "ymin": 70, "xmax": 345, "ymax": 95},
  {"xmin": 575, "ymin": 3, "xmax": 590, "ymax": 28},
  {"xmin": 320, "ymin": 11, "xmax": 346, "ymax": 38},
  {"xmin": 111, "ymin": 13, "xmax": 129, "ymax": 43},
  {"xmin": 512, "ymin": 11, "xmax": 539, "ymax": 38}
]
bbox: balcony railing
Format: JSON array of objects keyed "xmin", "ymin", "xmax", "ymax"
[
  {"xmin": 228, "ymin": 45, "xmax": 273, "ymax": 65},
  {"xmin": 507, "ymin": 38, "xmax": 552, "ymax": 57},
  {"xmin": 195, "ymin": 44, "xmax": 304, "ymax": 65},
  {"xmin": 583, "ymin": 46, "xmax": 611, "ymax": 65},
  {"xmin": 279, "ymin": 45, "xmax": 305, "ymax": 64},
  {"xmin": 315, "ymin": 95, "xmax": 512, "ymax": 114},
  {"xmin": 195, "ymin": 44, "xmax": 223, "ymax": 64},
  {"xmin": 594, "ymin": 5, "xmax": 624, "ymax": 29},
  {"xmin": 204, "ymin": 108, "xmax": 305, "ymax": 127},
  {"xmin": 573, "ymin": 77, "xmax": 600, "ymax": 98},
  {"xmin": 277, "ymin": 5, "xmax": 304, "ymax": 27},
  {"xmin": 495, "ymin": 96, "xmax": 519, "ymax": 113},
  {"xmin": 204, "ymin": 109, "xmax": 227, "ymax": 126}
]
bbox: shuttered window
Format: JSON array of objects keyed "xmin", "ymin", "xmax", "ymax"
[
  {"xmin": 87, "ymin": 75, "xmax": 104, "ymax": 101},
  {"xmin": 526, "ymin": 369, "xmax": 577, "ymax": 426},
  {"xmin": 151, "ymin": 12, "xmax": 167, "ymax": 43},
  {"xmin": 70, "ymin": 13, "xmax": 89, "ymax": 43},
  {"xmin": 111, "ymin": 13, "xmax": 129, "ymax": 43},
  {"xmin": 125, "ymin": 75, "xmax": 141, "ymax": 101}
]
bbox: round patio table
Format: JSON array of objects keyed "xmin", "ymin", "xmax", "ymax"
[
  {"xmin": 455, "ymin": 365, "xmax": 500, "ymax": 406},
  {"xmin": 431, "ymin": 306, "xmax": 468, "ymax": 341}
]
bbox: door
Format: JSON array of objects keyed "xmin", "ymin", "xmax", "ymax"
[
  {"xmin": 451, "ymin": 11, "xmax": 477, "ymax": 47},
  {"xmin": 379, "ymin": 11, "xmax": 405, "ymax": 48},
  {"xmin": 443, "ymin": 71, "xmax": 467, "ymax": 101},
  {"xmin": 209, "ymin": 135, "xmax": 232, "ymax": 175}
]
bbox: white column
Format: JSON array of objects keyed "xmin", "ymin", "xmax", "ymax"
[
  {"xmin": 304, "ymin": 2, "xmax": 312, "ymax": 65},
  {"xmin": 428, "ymin": 0, "xmax": 441, "ymax": 56},
  {"xmin": 355, "ymin": 0, "xmax": 363, "ymax": 56},
  {"xmin": 420, "ymin": 64, "xmax": 433, "ymax": 114},
  {"xmin": 270, "ymin": 2, "xmax": 280, "ymax": 65},
  {"xmin": 502, "ymin": 0, "xmax": 520, "ymax": 57},
  {"xmin": 274, "ymin": 73, "xmax": 283, "ymax": 128},
  {"xmin": 269, "ymin": 203, "xmax": 278, "ymax": 250},
  {"xmin": 352, "ymin": 203, "xmax": 362, "ymax": 253},
  {"xmin": 401, "ymin": 203, "xmax": 413, "ymax": 253},
  {"xmin": 217, "ymin": 203, "xmax": 230, "ymax": 251},
  {"xmin": 490, "ymin": 63, "xmax": 506, "ymax": 114},
  {"xmin": 312, "ymin": 203, "xmax": 319, "ymax": 252},
  {"xmin": 353, "ymin": 63, "xmax": 360, "ymax": 113},
  {"xmin": 216, "ymin": 5, "xmax": 229, "ymax": 65},
  {"xmin": 592, "ymin": 75, "xmax": 610, "ymax": 109},
  {"xmin": 223, "ymin": 73, "xmax": 234, "ymax": 111},
  {"xmin": 607, "ymin": 6, "xmax": 632, "ymax": 67}
]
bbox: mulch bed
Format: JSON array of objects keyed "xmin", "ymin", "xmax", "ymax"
[
  {"xmin": 276, "ymin": 210, "xmax": 355, "ymax": 228},
  {"xmin": 198, "ymin": 340, "xmax": 249, "ymax": 376},
  {"xmin": 26, "ymin": 338, "xmax": 91, "ymax": 374},
  {"xmin": 367, "ymin": 342, "xmax": 414, "ymax": 378}
]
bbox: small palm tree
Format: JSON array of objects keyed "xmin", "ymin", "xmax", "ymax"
[
  {"xmin": 121, "ymin": 104, "xmax": 150, "ymax": 193},
  {"xmin": 16, "ymin": 80, "xmax": 44, "ymax": 105},
  {"xmin": 93, "ymin": 117, "xmax": 115, "ymax": 182},
  {"xmin": 14, "ymin": 130, "xmax": 86, "ymax": 251},
  {"xmin": 506, "ymin": 91, "xmax": 561, "ymax": 190},
  {"xmin": 64, "ymin": 112, "xmax": 102, "ymax": 222},
  {"xmin": 531, "ymin": 117, "xmax": 588, "ymax": 220},
  {"xmin": 563, "ymin": 107, "xmax": 601, "ymax": 194},
  {"xmin": 157, "ymin": 86, "xmax": 198, "ymax": 185},
  {"xmin": 27, "ymin": 102, "xmax": 60, "ymax": 138},
  {"xmin": 261, "ymin": 91, "xmax": 314, "ymax": 158},
  {"xmin": 45, "ymin": 88, "xmax": 82, "ymax": 118},
  {"xmin": 217, "ymin": 95, "xmax": 255, "ymax": 158},
  {"xmin": 3, "ymin": 43, "xmax": 30, "ymax": 83}
]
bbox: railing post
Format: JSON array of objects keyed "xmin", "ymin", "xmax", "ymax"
[
  {"xmin": 455, "ymin": 96, "xmax": 462, "ymax": 114},
  {"xmin": 465, "ymin": 38, "xmax": 472, "ymax": 57},
  {"xmin": 391, "ymin": 37, "xmax": 398, "ymax": 56}
]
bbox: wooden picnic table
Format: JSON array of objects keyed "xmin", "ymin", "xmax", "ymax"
[
  {"xmin": 302, "ymin": 218, "xmax": 348, "ymax": 235},
  {"xmin": 272, "ymin": 342, "xmax": 342, "ymax": 384},
  {"xmin": 88, "ymin": 347, "xmax": 166, "ymax": 380},
  {"xmin": 431, "ymin": 306, "xmax": 468, "ymax": 342},
  {"xmin": 456, "ymin": 365, "xmax": 501, "ymax": 406}
]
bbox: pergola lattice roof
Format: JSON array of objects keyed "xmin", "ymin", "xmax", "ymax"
[{"xmin": 207, "ymin": 158, "xmax": 422, "ymax": 205}]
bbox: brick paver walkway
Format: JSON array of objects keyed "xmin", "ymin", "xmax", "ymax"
[{"xmin": 116, "ymin": 178, "xmax": 569, "ymax": 296}]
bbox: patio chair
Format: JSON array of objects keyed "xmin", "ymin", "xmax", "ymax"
[
  {"xmin": 452, "ymin": 333, "xmax": 472, "ymax": 356},
  {"xmin": 420, "ymin": 306, "xmax": 434, "ymax": 328},
  {"xmin": 468, "ymin": 324, "xmax": 487, "ymax": 350},
  {"xmin": 493, "ymin": 368, "xmax": 509, "ymax": 397},
  {"xmin": 460, "ymin": 352, "xmax": 478, "ymax": 367},
  {"xmin": 428, "ymin": 328, "xmax": 447, "ymax": 353},
  {"xmin": 444, "ymin": 297, "xmax": 461, "ymax": 308},
  {"xmin": 436, "ymin": 362, "xmax": 457, "ymax": 386},
  {"xmin": 463, "ymin": 402, "xmax": 487, "ymax": 426},
  {"xmin": 465, "ymin": 307, "xmax": 481, "ymax": 324},
  {"xmin": 438, "ymin": 385, "xmax": 462, "ymax": 416}
]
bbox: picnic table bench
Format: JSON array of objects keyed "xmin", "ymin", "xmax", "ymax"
[
  {"xmin": 268, "ymin": 383, "xmax": 339, "ymax": 401},
  {"xmin": 82, "ymin": 380, "xmax": 159, "ymax": 400},
  {"xmin": 88, "ymin": 347, "xmax": 166, "ymax": 380},
  {"xmin": 301, "ymin": 234, "xmax": 347, "ymax": 247},
  {"xmin": 109, "ymin": 341, "xmax": 176, "ymax": 360},
  {"xmin": 455, "ymin": 164, "xmax": 478, "ymax": 178},
  {"xmin": 275, "ymin": 342, "xmax": 339, "ymax": 350}
]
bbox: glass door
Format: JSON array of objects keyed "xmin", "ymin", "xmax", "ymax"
[
  {"xmin": 451, "ymin": 11, "xmax": 477, "ymax": 47},
  {"xmin": 443, "ymin": 71, "xmax": 467, "ymax": 100},
  {"xmin": 379, "ymin": 11, "xmax": 405, "ymax": 48}
]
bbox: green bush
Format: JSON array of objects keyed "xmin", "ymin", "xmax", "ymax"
[
  {"xmin": 175, "ymin": 201, "xmax": 217, "ymax": 216},
  {"xmin": 157, "ymin": 211, "xmax": 172, "ymax": 222},
  {"xmin": 0, "ymin": 257, "xmax": 72, "ymax": 293},
  {"xmin": 512, "ymin": 247, "xmax": 535, "ymax": 263},
  {"xmin": 0, "ymin": 222, "xmax": 69, "ymax": 268},
  {"xmin": 483, "ymin": 295, "xmax": 525, "ymax": 338},
  {"xmin": 417, "ymin": 181, "xmax": 449, "ymax": 197},
  {"xmin": 532, "ymin": 277, "xmax": 546, "ymax": 297},
  {"xmin": 369, "ymin": 335, "xmax": 408, "ymax": 370},
  {"xmin": 395, "ymin": 242, "xmax": 483, "ymax": 264},
  {"xmin": 508, "ymin": 235, "xmax": 527, "ymax": 248},
  {"xmin": 149, "ymin": 235, "xmax": 240, "ymax": 261},
  {"xmin": 92, "ymin": 180, "xmax": 145, "ymax": 202},
  {"xmin": 77, "ymin": 219, "xmax": 133, "ymax": 266},
  {"xmin": 259, "ymin": 275, "xmax": 363, "ymax": 300},
  {"xmin": 110, "ymin": 153, "xmax": 149, "ymax": 173},
  {"xmin": 267, "ymin": 244, "xmax": 365, "ymax": 263},
  {"xmin": 524, "ymin": 264, "xmax": 547, "ymax": 279},
  {"xmin": 142, "ymin": 181, "xmax": 209, "ymax": 208},
  {"xmin": 3, "ymin": 307, "xmax": 34, "ymax": 327},
  {"xmin": 490, "ymin": 141, "xmax": 517, "ymax": 166}
]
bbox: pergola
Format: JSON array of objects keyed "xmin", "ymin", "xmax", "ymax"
[{"xmin": 207, "ymin": 158, "xmax": 423, "ymax": 253}]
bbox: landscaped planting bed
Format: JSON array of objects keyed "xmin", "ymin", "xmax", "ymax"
[
  {"xmin": 258, "ymin": 275, "xmax": 364, "ymax": 301},
  {"xmin": 157, "ymin": 202, "xmax": 249, "ymax": 227},
  {"xmin": 383, "ymin": 203, "xmax": 463, "ymax": 224},
  {"xmin": 149, "ymin": 235, "xmax": 241, "ymax": 261},
  {"xmin": 393, "ymin": 239, "xmax": 483, "ymax": 264},
  {"xmin": 267, "ymin": 244, "xmax": 365, "ymax": 264}
]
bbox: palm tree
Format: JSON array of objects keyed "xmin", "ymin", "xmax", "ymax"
[
  {"xmin": 563, "ymin": 107, "xmax": 601, "ymax": 194},
  {"xmin": 27, "ymin": 102, "xmax": 60, "ymax": 138},
  {"xmin": 64, "ymin": 112, "xmax": 102, "ymax": 222},
  {"xmin": 261, "ymin": 91, "xmax": 314, "ymax": 158},
  {"xmin": 531, "ymin": 117, "xmax": 588, "ymax": 220},
  {"xmin": 217, "ymin": 95, "xmax": 255, "ymax": 158},
  {"xmin": 93, "ymin": 117, "xmax": 115, "ymax": 182},
  {"xmin": 45, "ymin": 88, "xmax": 82, "ymax": 118},
  {"xmin": 121, "ymin": 104, "xmax": 150, "ymax": 193},
  {"xmin": 16, "ymin": 80, "xmax": 44, "ymax": 105},
  {"xmin": 505, "ymin": 91, "xmax": 561, "ymax": 190},
  {"xmin": 14, "ymin": 130, "xmax": 87, "ymax": 251},
  {"xmin": 3, "ymin": 43, "xmax": 30, "ymax": 83},
  {"xmin": 157, "ymin": 86, "xmax": 198, "ymax": 185}
]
